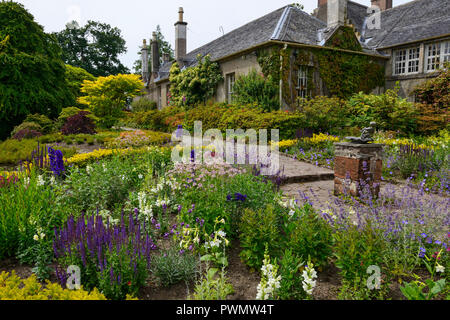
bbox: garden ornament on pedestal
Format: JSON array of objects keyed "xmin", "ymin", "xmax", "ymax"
[{"xmin": 345, "ymin": 122, "xmax": 377, "ymax": 144}]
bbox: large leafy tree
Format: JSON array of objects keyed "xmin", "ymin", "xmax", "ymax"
[
  {"xmin": 133, "ymin": 25, "xmax": 174, "ymax": 74},
  {"xmin": 78, "ymin": 74, "xmax": 144, "ymax": 128},
  {"xmin": 0, "ymin": 1, "xmax": 72, "ymax": 140},
  {"xmin": 65, "ymin": 64, "xmax": 96, "ymax": 108},
  {"xmin": 53, "ymin": 21, "xmax": 129, "ymax": 77}
]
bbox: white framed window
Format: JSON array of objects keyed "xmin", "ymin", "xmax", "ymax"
[
  {"xmin": 425, "ymin": 41, "xmax": 450, "ymax": 72},
  {"xmin": 226, "ymin": 73, "xmax": 235, "ymax": 103},
  {"xmin": 394, "ymin": 49, "xmax": 406, "ymax": 75},
  {"xmin": 408, "ymin": 47, "xmax": 420, "ymax": 73},
  {"xmin": 443, "ymin": 41, "xmax": 450, "ymax": 64},
  {"xmin": 296, "ymin": 66, "xmax": 309, "ymax": 99},
  {"xmin": 426, "ymin": 43, "xmax": 440, "ymax": 72},
  {"xmin": 393, "ymin": 47, "xmax": 419, "ymax": 75}
]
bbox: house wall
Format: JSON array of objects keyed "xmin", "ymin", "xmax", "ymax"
[
  {"xmin": 382, "ymin": 37, "xmax": 449, "ymax": 101},
  {"xmin": 215, "ymin": 52, "xmax": 261, "ymax": 103}
]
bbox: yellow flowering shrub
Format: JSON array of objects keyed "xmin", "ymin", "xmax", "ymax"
[
  {"xmin": 270, "ymin": 139, "xmax": 298, "ymax": 152},
  {"xmin": 66, "ymin": 146, "xmax": 169, "ymax": 167},
  {"xmin": 303, "ymin": 133, "xmax": 340, "ymax": 145},
  {"xmin": 0, "ymin": 271, "xmax": 107, "ymax": 300}
]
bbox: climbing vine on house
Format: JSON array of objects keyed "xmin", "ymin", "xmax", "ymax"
[
  {"xmin": 169, "ymin": 54, "xmax": 223, "ymax": 108},
  {"xmin": 257, "ymin": 42, "xmax": 385, "ymax": 107},
  {"xmin": 325, "ymin": 26, "xmax": 363, "ymax": 52}
]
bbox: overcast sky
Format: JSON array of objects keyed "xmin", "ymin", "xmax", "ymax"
[{"xmin": 15, "ymin": 0, "xmax": 411, "ymax": 71}]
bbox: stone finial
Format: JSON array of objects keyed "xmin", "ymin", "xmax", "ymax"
[
  {"xmin": 152, "ymin": 32, "xmax": 157, "ymax": 42},
  {"xmin": 178, "ymin": 7, "xmax": 184, "ymax": 22},
  {"xmin": 142, "ymin": 39, "xmax": 147, "ymax": 48}
]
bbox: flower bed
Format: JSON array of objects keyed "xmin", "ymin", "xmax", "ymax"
[{"xmin": 0, "ymin": 142, "xmax": 448, "ymax": 301}]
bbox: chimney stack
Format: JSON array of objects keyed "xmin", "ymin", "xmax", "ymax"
[
  {"xmin": 141, "ymin": 39, "xmax": 149, "ymax": 83},
  {"xmin": 175, "ymin": 7, "xmax": 187, "ymax": 62},
  {"xmin": 371, "ymin": 0, "xmax": 393, "ymax": 11},
  {"xmin": 151, "ymin": 32, "xmax": 160, "ymax": 77},
  {"xmin": 327, "ymin": 0, "xmax": 347, "ymax": 28}
]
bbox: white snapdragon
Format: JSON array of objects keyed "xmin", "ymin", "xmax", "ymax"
[
  {"xmin": 436, "ymin": 264, "xmax": 445, "ymax": 273},
  {"xmin": 302, "ymin": 263, "xmax": 318, "ymax": 296},
  {"xmin": 37, "ymin": 175, "xmax": 45, "ymax": 186},
  {"xmin": 138, "ymin": 191, "xmax": 153, "ymax": 220},
  {"xmin": 256, "ymin": 251, "xmax": 281, "ymax": 300}
]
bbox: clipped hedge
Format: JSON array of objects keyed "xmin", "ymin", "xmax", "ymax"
[{"xmin": 121, "ymin": 104, "xmax": 307, "ymax": 141}]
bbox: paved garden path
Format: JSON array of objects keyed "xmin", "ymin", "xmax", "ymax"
[{"xmin": 276, "ymin": 154, "xmax": 334, "ymax": 184}]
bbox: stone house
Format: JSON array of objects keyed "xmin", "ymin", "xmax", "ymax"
[{"xmin": 141, "ymin": 0, "xmax": 450, "ymax": 109}]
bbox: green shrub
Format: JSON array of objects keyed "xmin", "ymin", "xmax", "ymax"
[
  {"xmin": 239, "ymin": 205, "xmax": 282, "ymax": 270},
  {"xmin": 333, "ymin": 222, "xmax": 386, "ymax": 284},
  {"xmin": 151, "ymin": 248, "xmax": 199, "ymax": 287},
  {"xmin": 11, "ymin": 122, "xmax": 43, "ymax": 138},
  {"xmin": 0, "ymin": 171, "xmax": 62, "ymax": 262},
  {"xmin": 287, "ymin": 204, "xmax": 334, "ymax": 268},
  {"xmin": 232, "ymin": 70, "xmax": 279, "ymax": 112},
  {"xmin": 169, "ymin": 54, "xmax": 223, "ymax": 107},
  {"xmin": 86, "ymin": 136, "xmax": 95, "ymax": 145},
  {"xmin": 0, "ymin": 139, "xmax": 38, "ymax": 164},
  {"xmin": 131, "ymin": 97, "xmax": 157, "ymax": 112},
  {"xmin": 296, "ymin": 96, "xmax": 348, "ymax": 134},
  {"xmin": 58, "ymin": 155, "xmax": 148, "ymax": 215},
  {"xmin": 346, "ymin": 88, "xmax": 418, "ymax": 134},
  {"xmin": 123, "ymin": 104, "xmax": 307, "ymax": 140},
  {"xmin": 24, "ymin": 114, "xmax": 54, "ymax": 134},
  {"xmin": 191, "ymin": 268, "xmax": 234, "ymax": 300},
  {"xmin": 183, "ymin": 105, "xmax": 227, "ymax": 133},
  {"xmin": 57, "ymin": 107, "xmax": 99, "ymax": 129},
  {"xmin": 277, "ymin": 248, "xmax": 306, "ymax": 300},
  {"xmin": 176, "ymin": 168, "xmax": 278, "ymax": 239},
  {"xmin": 64, "ymin": 137, "xmax": 73, "ymax": 145}
]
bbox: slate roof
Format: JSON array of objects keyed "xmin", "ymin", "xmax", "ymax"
[
  {"xmin": 347, "ymin": 1, "xmax": 368, "ymax": 34},
  {"xmin": 153, "ymin": 0, "xmax": 450, "ymax": 83},
  {"xmin": 364, "ymin": 0, "xmax": 450, "ymax": 48},
  {"xmin": 154, "ymin": 5, "xmax": 326, "ymax": 82}
]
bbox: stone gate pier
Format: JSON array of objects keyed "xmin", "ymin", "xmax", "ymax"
[{"xmin": 334, "ymin": 143, "xmax": 383, "ymax": 197}]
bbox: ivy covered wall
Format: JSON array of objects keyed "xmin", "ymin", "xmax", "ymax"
[{"xmin": 257, "ymin": 37, "xmax": 385, "ymax": 108}]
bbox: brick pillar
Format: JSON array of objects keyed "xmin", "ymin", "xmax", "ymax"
[{"xmin": 334, "ymin": 143, "xmax": 383, "ymax": 198}]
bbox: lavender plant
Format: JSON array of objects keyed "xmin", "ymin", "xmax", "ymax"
[{"xmin": 53, "ymin": 212, "xmax": 157, "ymax": 300}]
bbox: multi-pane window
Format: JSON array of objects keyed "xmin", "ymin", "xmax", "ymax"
[
  {"xmin": 296, "ymin": 66, "xmax": 309, "ymax": 99},
  {"xmin": 443, "ymin": 41, "xmax": 450, "ymax": 64},
  {"xmin": 425, "ymin": 41, "xmax": 450, "ymax": 71},
  {"xmin": 394, "ymin": 47, "xmax": 419, "ymax": 75},
  {"xmin": 426, "ymin": 43, "xmax": 441, "ymax": 72},
  {"xmin": 408, "ymin": 47, "xmax": 420, "ymax": 73},
  {"xmin": 394, "ymin": 49, "xmax": 406, "ymax": 75},
  {"xmin": 226, "ymin": 73, "xmax": 235, "ymax": 103}
]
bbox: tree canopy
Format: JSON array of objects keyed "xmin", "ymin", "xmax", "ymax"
[
  {"xmin": 65, "ymin": 64, "xmax": 96, "ymax": 108},
  {"xmin": 53, "ymin": 20, "xmax": 129, "ymax": 77},
  {"xmin": 0, "ymin": 1, "xmax": 72, "ymax": 139},
  {"xmin": 78, "ymin": 74, "xmax": 144, "ymax": 128}
]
